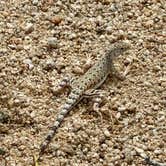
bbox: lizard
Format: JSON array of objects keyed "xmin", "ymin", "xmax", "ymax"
[{"xmin": 38, "ymin": 41, "xmax": 130, "ymax": 159}]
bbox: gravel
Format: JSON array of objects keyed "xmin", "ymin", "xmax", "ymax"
[{"xmin": 0, "ymin": 0, "xmax": 165, "ymax": 165}]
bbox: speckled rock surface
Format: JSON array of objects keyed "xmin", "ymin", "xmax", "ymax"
[{"xmin": 0, "ymin": 0, "xmax": 165, "ymax": 165}]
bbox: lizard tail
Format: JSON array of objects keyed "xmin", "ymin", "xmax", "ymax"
[{"xmin": 38, "ymin": 91, "xmax": 79, "ymax": 158}]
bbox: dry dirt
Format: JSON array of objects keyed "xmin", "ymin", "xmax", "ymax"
[{"xmin": 0, "ymin": 0, "xmax": 166, "ymax": 166}]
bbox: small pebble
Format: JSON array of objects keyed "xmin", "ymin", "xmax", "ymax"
[
  {"xmin": 32, "ymin": 0, "xmax": 38, "ymax": 5},
  {"xmin": 106, "ymin": 26, "xmax": 113, "ymax": 34},
  {"xmin": 100, "ymin": 0, "xmax": 111, "ymax": 5},
  {"xmin": 61, "ymin": 144, "xmax": 74, "ymax": 155},
  {"xmin": 50, "ymin": 16, "xmax": 62, "ymax": 25},
  {"xmin": 0, "ymin": 125, "xmax": 9, "ymax": 133},
  {"xmin": 103, "ymin": 128, "xmax": 111, "ymax": 138},
  {"xmin": 8, "ymin": 44, "xmax": 16, "ymax": 50},
  {"xmin": 153, "ymin": 65, "xmax": 161, "ymax": 72},
  {"xmin": 47, "ymin": 37, "xmax": 58, "ymax": 48},
  {"xmin": 144, "ymin": 81, "xmax": 152, "ymax": 87},
  {"xmin": 68, "ymin": 33, "xmax": 77, "ymax": 40},
  {"xmin": 72, "ymin": 66, "xmax": 84, "ymax": 74},
  {"xmin": 118, "ymin": 106, "xmax": 127, "ymax": 112},
  {"xmin": 116, "ymin": 112, "xmax": 121, "ymax": 119},
  {"xmin": 23, "ymin": 59, "xmax": 34, "ymax": 70},
  {"xmin": 154, "ymin": 148, "xmax": 162, "ymax": 155},
  {"xmin": 144, "ymin": 20, "xmax": 154, "ymax": 28},
  {"xmin": 43, "ymin": 59, "xmax": 55, "ymax": 70},
  {"xmin": 134, "ymin": 147, "xmax": 147, "ymax": 158},
  {"xmin": 124, "ymin": 57, "xmax": 133, "ymax": 65},
  {"xmin": 24, "ymin": 23, "xmax": 34, "ymax": 34},
  {"xmin": 83, "ymin": 58, "xmax": 93, "ymax": 71},
  {"xmin": 0, "ymin": 48, "xmax": 7, "ymax": 55}
]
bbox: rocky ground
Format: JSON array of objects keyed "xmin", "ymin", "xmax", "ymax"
[{"xmin": 0, "ymin": 0, "xmax": 165, "ymax": 166}]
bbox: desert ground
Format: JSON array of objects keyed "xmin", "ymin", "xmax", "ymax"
[{"xmin": 0, "ymin": 0, "xmax": 165, "ymax": 166}]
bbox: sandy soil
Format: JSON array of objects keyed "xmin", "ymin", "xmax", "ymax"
[{"xmin": 0, "ymin": 0, "xmax": 165, "ymax": 166}]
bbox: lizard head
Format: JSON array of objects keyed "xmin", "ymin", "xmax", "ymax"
[{"xmin": 108, "ymin": 41, "xmax": 130, "ymax": 58}]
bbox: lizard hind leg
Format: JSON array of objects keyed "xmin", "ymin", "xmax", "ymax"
[{"xmin": 83, "ymin": 89, "xmax": 108, "ymax": 122}]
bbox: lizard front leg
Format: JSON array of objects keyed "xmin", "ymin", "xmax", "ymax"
[
  {"xmin": 83, "ymin": 89, "xmax": 106, "ymax": 98},
  {"xmin": 111, "ymin": 60, "xmax": 131, "ymax": 81}
]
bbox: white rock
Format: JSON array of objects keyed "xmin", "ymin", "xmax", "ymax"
[
  {"xmin": 47, "ymin": 37, "xmax": 58, "ymax": 48},
  {"xmin": 23, "ymin": 59, "xmax": 34, "ymax": 70},
  {"xmin": 106, "ymin": 26, "xmax": 112, "ymax": 33},
  {"xmin": 103, "ymin": 128, "xmax": 111, "ymax": 137},
  {"xmin": 32, "ymin": 0, "xmax": 38, "ymax": 5},
  {"xmin": 68, "ymin": 33, "xmax": 77, "ymax": 39}
]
